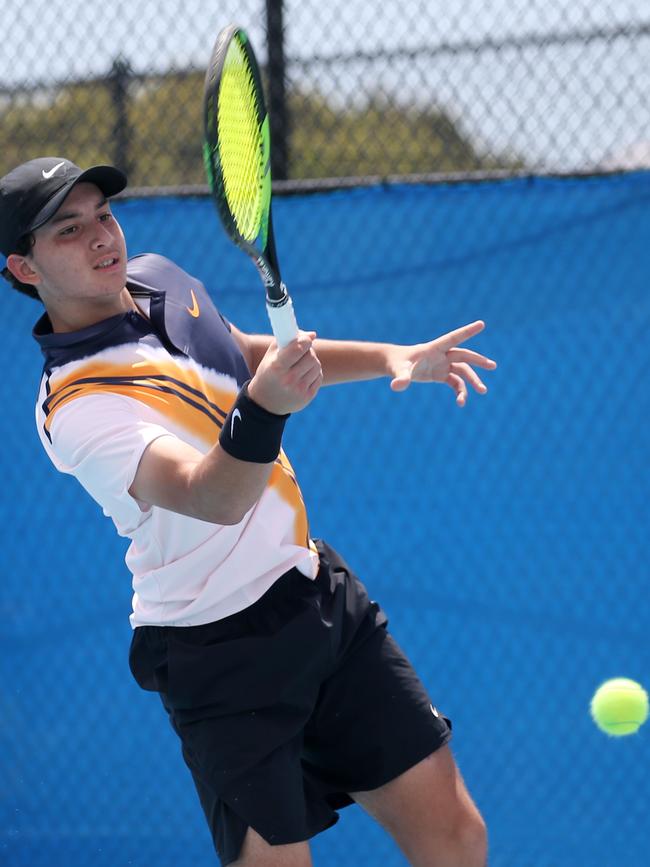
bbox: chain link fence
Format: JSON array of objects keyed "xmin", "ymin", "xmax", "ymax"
[
  {"xmin": 1, "ymin": 1, "xmax": 649, "ymax": 186},
  {"xmin": 2, "ymin": 3, "xmax": 650, "ymax": 867}
]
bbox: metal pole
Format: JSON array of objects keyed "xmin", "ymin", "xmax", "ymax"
[
  {"xmin": 108, "ymin": 56, "xmax": 132, "ymax": 177},
  {"xmin": 265, "ymin": 0, "xmax": 289, "ymax": 180}
]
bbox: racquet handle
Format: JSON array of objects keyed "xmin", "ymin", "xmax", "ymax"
[{"xmin": 266, "ymin": 292, "xmax": 299, "ymax": 348}]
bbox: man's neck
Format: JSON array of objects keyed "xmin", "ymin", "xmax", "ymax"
[{"xmin": 45, "ymin": 288, "xmax": 142, "ymax": 333}]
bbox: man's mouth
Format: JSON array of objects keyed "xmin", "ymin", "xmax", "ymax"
[{"xmin": 94, "ymin": 257, "xmax": 119, "ymax": 270}]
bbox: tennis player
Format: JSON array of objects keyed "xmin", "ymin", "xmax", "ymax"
[{"xmin": 1, "ymin": 157, "xmax": 495, "ymax": 867}]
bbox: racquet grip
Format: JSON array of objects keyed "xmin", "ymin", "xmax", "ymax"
[{"xmin": 266, "ymin": 295, "xmax": 299, "ymax": 347}]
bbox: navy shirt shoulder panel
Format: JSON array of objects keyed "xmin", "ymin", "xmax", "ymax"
[{"xmin": 126, "ymin": 254, "xmax": 249, "ymax": 383}]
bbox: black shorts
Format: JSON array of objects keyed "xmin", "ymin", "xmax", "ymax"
[{"xmin": 129, "ymin": 540, "xmax": 451, "ymax": 866}]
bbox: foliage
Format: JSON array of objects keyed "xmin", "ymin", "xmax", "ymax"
[{"xmin": 0, "ymin": 71, "xmax": 522, "ymax": 185}]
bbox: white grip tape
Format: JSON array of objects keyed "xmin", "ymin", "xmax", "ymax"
[{"xmin": 266, "ymin": 296, "xmax": 299, "ymax": 347}]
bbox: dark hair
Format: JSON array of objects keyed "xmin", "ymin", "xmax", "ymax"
[{"xmin": 2, "ymin": 233, "xmax": 41, "ymax": 301}]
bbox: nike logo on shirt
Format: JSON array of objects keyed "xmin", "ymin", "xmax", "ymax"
[{"xmin": 186, "ymin": 289, "xmax": 200, "ymax": 318}]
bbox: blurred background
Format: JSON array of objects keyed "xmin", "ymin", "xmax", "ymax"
[{"xmin": 1, "ymin": 2, "xmax": 649, "ymax": 866}]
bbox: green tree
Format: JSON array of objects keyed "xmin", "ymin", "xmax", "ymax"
[
  {"xmin": 286, "ymin": 89, "xmax": 520, "ymax": 178},
  {"xmin": 0, "ymin": 72, "xmax": 522, "ymax": 185}
]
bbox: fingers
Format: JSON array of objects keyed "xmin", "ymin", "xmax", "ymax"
[
  {"xmin": 437, "ymin": 320, "xmax": 485, "ymax": 351},
  {"xmin": 446, "ymin": 347, "xmax": 497, "ymax": 370},
  {"xmin": 449, "ymin": 361, "xmax": 488, "ymax": 394},
  {"xmin": 251, "ymin": 330, "xmax": 321, "ymax": 414},
  {"xmin": 304, "ymin": 366, "xmax": 323, "ymax": 397},
  {"xmin": 280, "ymin": 331, "xmax": 323, "ymax": 396},
  {"xmin": 446, "ymin": 372, "xmax": 468, "ymax": 406},
  {"xmin": 437, "ymin": 322, "xmax": 495, "ymax": 404},
  {"xmin": 290, "ymin": 350, "xmax": 322, "ymax": 386},
  {"xmin": 273, "ymin": 331, "xmax": 317, "ymax": 367},
  {"xmin": 296, "ymin": 362, "xmax": 323, "ymax": 403}
]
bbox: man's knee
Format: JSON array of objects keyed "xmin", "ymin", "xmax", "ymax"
[
  {"xmin": 410, "ymin": 786, "xmax": 488, "ymax": 867},
  {"xmin": 446, "ymin": 802, "xmax": 488, "ymax": 867}
]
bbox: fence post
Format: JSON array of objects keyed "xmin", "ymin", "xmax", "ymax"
[
  {"xmin": 108, "ymin": 56, "xmax": 132, "ymax": 178},
  {"xmin": 265, "ymin": 0, "xmax": 289, "ymax": 180}
]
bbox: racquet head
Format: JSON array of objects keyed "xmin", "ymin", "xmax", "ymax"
[{"xmin": 203, "ymin": 26, "xmax": 272, "ymax": 254}]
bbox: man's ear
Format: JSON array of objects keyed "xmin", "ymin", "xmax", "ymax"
[{"xmin": 6, "ymin": 253, "xmax": 41, "ymax": 286}]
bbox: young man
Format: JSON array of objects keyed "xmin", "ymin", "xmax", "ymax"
[{"xmin": 1, "ymin": 157, "xmax": 496, "ymax": 867}]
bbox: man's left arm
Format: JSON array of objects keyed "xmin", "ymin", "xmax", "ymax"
[{"xmin": 230, "ymin": 319, "xmax": 496, "ymax": 407}]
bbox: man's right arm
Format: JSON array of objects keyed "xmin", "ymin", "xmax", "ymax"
[
  {"xmin": 129, "ymin": 331, "xmax": 322, "ymax": 524},
  {"xmin": 129, "ymin": 435, "xmax": 276, "ymax": 525}
]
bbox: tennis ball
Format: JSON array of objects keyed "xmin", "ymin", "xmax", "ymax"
[{"xmin": 590, "ymin": 678, "xmax": 649, "ymax": 736}]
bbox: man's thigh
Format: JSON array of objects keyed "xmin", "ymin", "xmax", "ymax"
[
  {"xmin": 232, "ymin": 828, "xmax": 313, "ymax": 867},
  {"xmin": 351, "ymin": 745, "xmax": 487, "ymax": 867}
]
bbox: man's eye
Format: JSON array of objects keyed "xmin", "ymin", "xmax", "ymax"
[
  {"xmin": 59, "ymin": 226, "xmax": 77, "ymax": 236},
  {"xmin": 99, "ymin": 213, "xmax": 112, "ymax": 222}
]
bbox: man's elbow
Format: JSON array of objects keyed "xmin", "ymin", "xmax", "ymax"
[
  {"xmin": 213, "ymin": 504, "xmax": 251, "ymax": 525},
  {"xmin": 193, "ymin": 494, "xmax": 255, "ymax": 526}
]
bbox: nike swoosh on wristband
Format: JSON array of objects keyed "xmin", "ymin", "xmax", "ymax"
[
  {"xmin": 41, "ymin": 161, "xmax": 66, "ymax": 180},
  {"xmin": 186, "ymin": 288, "xmax": 200, "ymax": 318},
  {"xmin": 230, "ymin": 408, "xmax": 242, "ymax": 438}
]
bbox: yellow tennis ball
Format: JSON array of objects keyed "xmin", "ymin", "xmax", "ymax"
[{"xmin": 590, "ymin": 678, "xmax": 649, "ymax": 736}]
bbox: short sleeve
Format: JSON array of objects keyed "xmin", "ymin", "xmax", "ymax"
[{"xmin": 42, "ymin": 393, "xmax": 175, "ymax": 534}]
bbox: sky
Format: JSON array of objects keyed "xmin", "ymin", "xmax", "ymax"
[{"xmin": 1, "ymin": 0, "xmax": 648, "ymax": 170}]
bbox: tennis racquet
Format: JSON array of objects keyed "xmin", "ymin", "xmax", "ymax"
[{"xmin": 202, "ymin": 24, "xmax": 299, "ymax": 347}]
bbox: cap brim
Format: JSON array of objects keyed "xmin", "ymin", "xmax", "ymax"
[{"xmin": 29, "ymin": 165, "xmax": 128, "ymax": 232}]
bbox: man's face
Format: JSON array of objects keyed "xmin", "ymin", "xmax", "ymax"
[{"xmin": 27, "ymin": 182, "xmax": 128, "ymax": 303}]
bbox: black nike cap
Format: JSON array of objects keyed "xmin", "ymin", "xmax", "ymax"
[{"xmin": 0, "ymin": 157, "xmax": 127, "ymax": 256}]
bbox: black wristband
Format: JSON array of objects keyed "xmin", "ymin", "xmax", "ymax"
[{"xmin": 219, "ymin": 381, "xmax": 289, "ymax": 463}]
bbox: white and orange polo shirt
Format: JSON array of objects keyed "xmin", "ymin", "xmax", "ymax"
[{"xmin": 33, "ymin": 253, "xmax": 318, "ymax": 628}]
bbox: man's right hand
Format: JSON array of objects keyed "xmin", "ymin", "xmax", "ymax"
[{"xmin": 247, "ymin": 330, "xmax": 323, "ymax": 415}]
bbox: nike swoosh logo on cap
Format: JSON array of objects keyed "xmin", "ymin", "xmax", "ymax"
[
  {"xmin": 186, "ymin": 289, "xmax": 200, "ymax": 318},
  {"xmin": 41, "ymin": 161, "xmax": 66, "ymax": 180}
]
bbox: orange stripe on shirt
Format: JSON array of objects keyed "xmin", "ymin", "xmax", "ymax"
[
  {"xmin": 44, "ymin": 358, "xmax": 313, "ymax": 549},
  {"xmin": 43, "ymin": 359, "xmax": 236, "ymax": 446},
  {"xmin": 269, "ymin": 450, "xmax": 311, "ymax": 548}
]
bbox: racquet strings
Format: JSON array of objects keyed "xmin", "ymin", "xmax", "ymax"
[{"xmin": 217, "ymin": 38, "xmax": 265, "ymax": 242}]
